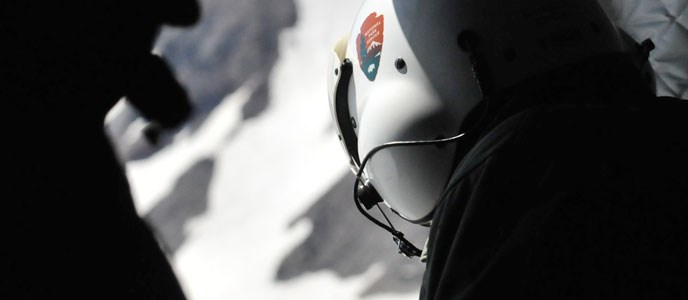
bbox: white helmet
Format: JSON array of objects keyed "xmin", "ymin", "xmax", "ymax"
[{"xmin": 328, "ymin": 0, "xmax": 626, "ymax": 225}]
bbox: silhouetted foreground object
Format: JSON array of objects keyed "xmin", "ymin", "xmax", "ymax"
[
  {"xmin": 421, "ymin": 62, "xmax": 688, "ymax": 299},
  {"xmin": 2, "ymin": 1, "xmax": 199, "ymax": 298}
]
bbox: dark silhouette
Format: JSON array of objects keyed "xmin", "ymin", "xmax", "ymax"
[
  {"xmin": 421, "ymin": 54, "xmax": 688, "ymax": 299},
  {"xmin": 107, "ymin": 0, "xmax": 298, "ymax": 162},
  {"xmin": 3, "ymin": 1, "xmax": 200, "ymax": 298}
]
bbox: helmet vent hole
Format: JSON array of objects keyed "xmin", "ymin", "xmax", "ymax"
[
  {"xmin": 335, "ymin": 68, "xmax": 339, "ymax": 76},
  {"xmin": 504, "ymin": 49, "xmax": 517, "ymax": 62},
  {"xmin": 395, "ymin": 58, "xmax": 408, "ymax": 74}
]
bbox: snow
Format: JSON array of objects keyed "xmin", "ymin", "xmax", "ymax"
[
  {"xmin": 123, "ymin": 0, "xmax": 419, "ymax": 299},
  {"xmin": 115, "ymin": 0, "xmax": 688, "ymax": 298}
]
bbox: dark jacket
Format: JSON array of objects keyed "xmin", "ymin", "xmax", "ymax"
[{"xmin": 420, "ymin": 96, "xmax": 688, "ymax": 299}]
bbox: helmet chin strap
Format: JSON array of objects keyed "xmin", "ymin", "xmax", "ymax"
[{"xmin": 352, "ymin": 133, "xmax": 467, "ymax": 259}]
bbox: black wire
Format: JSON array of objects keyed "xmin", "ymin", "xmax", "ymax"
[
  {"xmin": 352, "ymin": 133, "xmax": 467, "ymax": 257},
  {"xmin": 355, "ymin": 133, "xmax": 467, "ymax": 179},
  {"xmin": 353, "ymin": 175, "xmax": 401, "ymax": 236},
  {"xmin": 376, "ymin": 203, "xmax": 396, "ymax": 232}
]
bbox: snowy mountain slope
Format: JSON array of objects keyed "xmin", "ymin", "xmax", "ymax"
[
  {"xmin": 111, "ymin": 0, "xmax": 427, "ymax": 299},
  {"xmin": 107, "ymin": 0, "xmax": 298, "ymax": 162},
  {"xmin": 276, "ymin": 175, "xmax": 429, "ymax": 297}
]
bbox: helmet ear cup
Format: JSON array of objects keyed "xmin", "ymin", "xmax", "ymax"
[{"xmin": 356, "ymin": 180, "xmax": 384, "ymax": 210}]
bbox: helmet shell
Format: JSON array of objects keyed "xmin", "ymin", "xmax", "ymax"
[
  {"xmin": 344, "ymin": 0, "xmax": 481, "ymax": 223},
  {"xmin": 329, "ymin": 0, "xmax": 625, "ymax": 223}
]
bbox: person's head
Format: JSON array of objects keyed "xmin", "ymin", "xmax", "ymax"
[{"xmin": 328, "ymin": 0, "xmax": 651, "ymax": 227}]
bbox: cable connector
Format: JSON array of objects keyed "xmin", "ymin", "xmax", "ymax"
[
  {"xmin": 356, "ymin": 180, "xmax": 384, "ymax": 210},
  {"xmin": 393, "ymin": 233, "xmax": 422, "ymax": 258}
]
